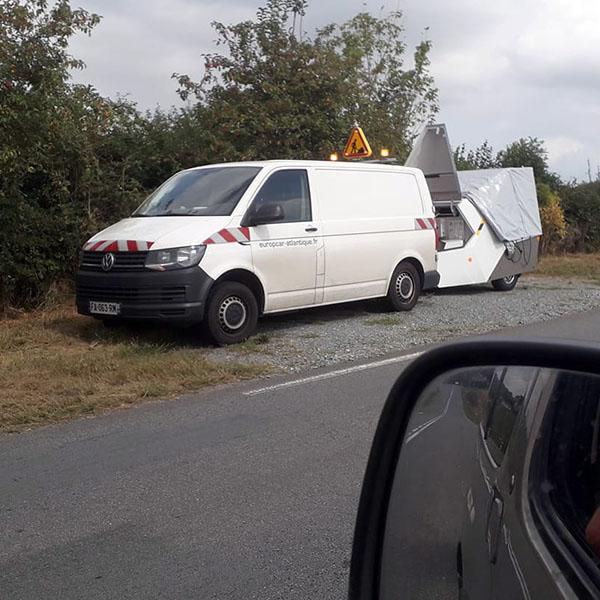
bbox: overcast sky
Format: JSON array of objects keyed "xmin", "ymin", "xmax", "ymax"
[{"xmin": 69, "ymin": 0, "xmax": 600, "ymax": 181}]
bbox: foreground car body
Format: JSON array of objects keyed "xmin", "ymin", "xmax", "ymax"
[{"xmin": 349, "ymin": 340, "xmax": 600, "ymax": 599}]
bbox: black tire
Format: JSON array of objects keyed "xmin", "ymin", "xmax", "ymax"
[
  {"xmin": 203, "ymin": 281, "xmax": 258, "ymax": 345},
  {"xmin": 387, "ymin": 261, "xmax": 421, "ymax": 311},
  {"xmin": 491, "ymin": 274, "xmax": 520, "ymax": 291}
]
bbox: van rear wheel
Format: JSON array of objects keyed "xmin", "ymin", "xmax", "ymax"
[
  {"xmin": 204, "ymin": 281, "xmax": 258, "ymax": 345},
  {"xmin": 387, "ymin": 262, "xmax": 421, "ymax": 311}
]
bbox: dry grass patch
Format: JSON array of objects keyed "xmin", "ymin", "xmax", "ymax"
[
  {"xmin": 0, "ymin": 304, "xmax": 270, "ymax": 433},
  {"xmin": 529, "ymin": 253, "xmax": 600, "ymax": 284}
]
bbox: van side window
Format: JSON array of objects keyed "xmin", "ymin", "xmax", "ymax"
[
  {"xmin": 485, "ymin": 367, "xmax": 535, "ymax": 464},
  {"xmin": 250, "ymin": 170, "xmax": 311, "ymax": 223}
]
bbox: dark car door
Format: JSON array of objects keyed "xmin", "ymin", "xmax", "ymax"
[
  {"xmin": 460, "ymin": 367, "xmax": 539, "ymax": 599},
  {"xmin": 496, "ymin": 369, "xmax": 600, "ymax": 600},
  {"xmin": 486, "ymin": 368, "xmax": 549, "ymax": 600}
]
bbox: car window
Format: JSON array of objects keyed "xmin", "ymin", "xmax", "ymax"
[
  {"xmin": 485, "ymin": 367, "xmax": 535, "ymax": 465},
  {"xmin": 546, "ymin": 373, "xmax": 600, "ymax": 551},
  {"xmin": 531, "ymin": 372, "xmax": 600, "ymax": 596},
  {"xmin": 250, "ymin": 169, "xmax": 311, "ymax": 223}
]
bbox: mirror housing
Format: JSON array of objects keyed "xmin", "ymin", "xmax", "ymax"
[
  {"xmin": 242, "ymin": 203, "xmax": 285, "ymax": 227},
  {"xmin": 349, "ymin": 339, "xmax": 600, "ymax": 600}
]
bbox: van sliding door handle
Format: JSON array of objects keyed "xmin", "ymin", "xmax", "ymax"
[{"xmin": 305, "ymin": 227, "xmax": 318, "ymax": 232}]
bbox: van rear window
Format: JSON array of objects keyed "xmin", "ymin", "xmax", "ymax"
[{"xmin": 133, "ymin": 167, "xmax": 261, "ymax": 217}]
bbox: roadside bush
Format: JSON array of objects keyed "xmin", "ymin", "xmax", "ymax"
[
  {"xmin": 560, "ymin": 182, "xmax": 600, "ymax": 253},
  {"xmin": 0, "ymin": 194, "xmax": 82, "ymax": 307},
  {"xmin": 537, "ymin": 184, "xmax": 566, "ymax": 254},
  {"xmin": 0, "ymin": 2, "xmax": 207, "ymax": 308}
]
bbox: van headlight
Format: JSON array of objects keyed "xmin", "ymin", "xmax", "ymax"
[{"xmin": 145, "ymin": 245, "xmax": 206, "ymax": 271}]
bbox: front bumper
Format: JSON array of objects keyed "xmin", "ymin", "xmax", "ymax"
[{"xmin": 76, "ymin": 266, "xmax": 214, "ymax": 323}]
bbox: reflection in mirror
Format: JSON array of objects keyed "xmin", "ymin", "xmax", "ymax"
[{"xmin": 379, "ymin": 366, "xmax": 600, "ymax": 600}]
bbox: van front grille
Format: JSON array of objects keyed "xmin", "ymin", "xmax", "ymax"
[{"xmin": 80, "ymin": 251, "xmax": 148, "ymax": 272}]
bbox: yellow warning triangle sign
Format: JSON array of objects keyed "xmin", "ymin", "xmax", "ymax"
[{"xmin": 343, "ymin": 126, "xmax": 372, "ymax": 159}]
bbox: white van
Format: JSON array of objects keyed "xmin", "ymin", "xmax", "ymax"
[{"xmin": 76, "ymin": 161, "xmax": 439, "ymax": 344}]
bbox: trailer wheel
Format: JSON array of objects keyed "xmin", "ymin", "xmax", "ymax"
[
  {"xmin": 491, "ymin": 274, "xmax": 520, "ymax": 291},
  {"xmin": 203, "ymin": 281, "xmax": 258, "ymax": 345},
  {"xmin": 387, "ymin": 262, "xmax": 421, "ymax": 311}
]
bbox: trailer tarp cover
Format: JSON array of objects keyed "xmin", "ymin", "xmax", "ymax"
[{"xmin": 457, "ymin": 167, "xmax": 542, "ymax": 243}]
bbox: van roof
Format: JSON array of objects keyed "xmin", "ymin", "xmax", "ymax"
[{"xmin": 186, "ymin": 160, "xmax": 422, "ymax": 176}]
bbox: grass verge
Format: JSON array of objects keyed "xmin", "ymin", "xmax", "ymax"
[
  {"xmin": 0, "ymin": 304, "xmax": 270, "ymax": 433},
  {"xmin": 528, "ymin": 253, "xmax": 600, "ymax": 284}
]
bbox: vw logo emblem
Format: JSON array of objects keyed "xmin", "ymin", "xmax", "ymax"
[{"xmin": 102, "ymin": 252, "xmax": 115, "ymax": 272}]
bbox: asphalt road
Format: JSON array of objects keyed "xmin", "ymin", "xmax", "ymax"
[{"xmin": 1, "ymin": 309, "xmax": 600, "ymax": 600}]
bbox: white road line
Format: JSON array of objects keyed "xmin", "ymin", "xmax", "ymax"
[
  {"xmin": 405, "ymin": 388, "xmax": 454, "ymax": 444},
  {"xmin": 243, "ymin": 351, "xmax": 424, "ymax": 397}
]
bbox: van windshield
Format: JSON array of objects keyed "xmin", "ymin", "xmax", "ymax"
[{"xmin": 133, "ymin": 167, "xmax": 262, "ymax": 217}]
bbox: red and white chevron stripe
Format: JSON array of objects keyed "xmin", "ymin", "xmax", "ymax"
[
  {"xmin": 203, "ymin": 227, "xmax": 251, "ymax": 245},
  {"xmin": 83, "ymin": 240, "xmax": 155, "ymax": 252},
  {"xmin": 414, "ymin": 218, "xmax": 437, "ymax": 230}
]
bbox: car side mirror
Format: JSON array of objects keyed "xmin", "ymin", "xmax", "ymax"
[
  {"xmin": 243, "ymin": 203, "xmax": 285, "ymax": 226},
  {"xmin": 349, "ymin": 339, "xmax": 600, "ymax": 600}
]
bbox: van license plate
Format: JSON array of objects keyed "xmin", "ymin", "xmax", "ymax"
[{"xmin": 89, "ymin": 301, "xmax": 121, "ymax": 316}]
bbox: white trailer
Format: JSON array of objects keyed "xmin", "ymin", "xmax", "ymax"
[{"xmin": 406, "ymin": 124, "xmax": 542, "ymax": 291}]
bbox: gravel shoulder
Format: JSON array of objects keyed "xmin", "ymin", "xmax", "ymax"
[{"xmin": 212, "ymin": 276, "xmax": 600, "ymax": 372}]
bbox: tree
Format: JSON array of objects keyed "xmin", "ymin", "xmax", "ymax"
[
  {"xmin": 318, "ymin": 11, "xmax": 438, "ymax": 159},
  {"xmin": 0, "ymin": 1, "xmax": 170, "ymax": 306},
  {"xmin": 173, "ymin": 0, "xmax": 438, "ymax": 161},
  {"xmin": 454, "ymin": 141, "xmax": 497, "ymax": 170},
  {"xmin": 497, "ymin": 137, "xmax": 561, "ymax": 188},
  {"xmin": 0, "ymin": 0, "xmax": 102, "ymax": 306},
  {"xmin": 454, "ymin": 137, "xmax": 562, "ymax": 188},
  {"xmin": 174, "ymin": 0, "xmax": 351, "ymax": 161},
  {"xmin": 1, "ymin": 0, "xmax": 440, "ymax": 309}
]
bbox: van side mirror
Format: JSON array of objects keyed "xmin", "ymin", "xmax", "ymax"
[
  {"xmin": 243, "ymin": 203, "xmax": 285, "ymax": 227},
  {"xmin": 349, "ymin": 339, "xmax": 600, "ymax": 600}
]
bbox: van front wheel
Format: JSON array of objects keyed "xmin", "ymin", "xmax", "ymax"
[
  {"xmin": 387, "ymin": 262, "xmax": 421, "ymax": 311},
  {"xmin": 204, "ymin": 281, "xmax": 258, "ymax": 345}
]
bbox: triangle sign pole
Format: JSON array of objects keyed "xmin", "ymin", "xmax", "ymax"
[{"xmin": 343, "ymin": 126, "xmax": 373, "ymax": 159}]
